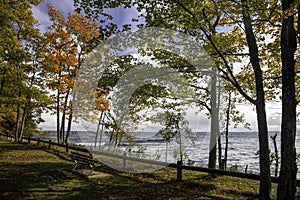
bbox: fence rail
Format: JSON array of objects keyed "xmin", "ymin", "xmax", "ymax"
[{"xmin": 1, "ymin": 133, "xmax": 299, "ymax": 186}]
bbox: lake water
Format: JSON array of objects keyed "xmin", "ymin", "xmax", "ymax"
[{"xmin": 44, "ymin": 131, "xmax": 300, "ymax": 178}]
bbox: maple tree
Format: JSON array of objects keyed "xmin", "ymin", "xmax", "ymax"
[{"xmin": 43, "ymin": 5, "xmax": 102, "ymax": 144}]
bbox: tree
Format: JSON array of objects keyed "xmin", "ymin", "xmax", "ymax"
[
  {"xmin": 240, "ymin": 1, "xmax": 271, "ymax": 198},
  {"xmin": 74, "ymin": 1, "xmax": 299, "ymax": 198},
  {"xmin": 277, "ymin": 0, "xmax": 298, "ymax": 199},
  {"xmin": 15, "ymin": 35, "xmax": 52, "ymax": 141},
  {"xmin": 0, "ymin": 0, "xmax": 49, "ymax": 140},
  {"xmin": 209, "ymin": 67, "xmax": 219, "ymax": 169},
  {"xmin": 93, "ymin": 88, "xmax": 110, "ymax": 148},
  {"xmin": 43, "ymin": 5, "xmax": 100, "ymax": 143},
  {"xmin": 219, "ymin": 88, "xmax": 251, "ymax": 170}
]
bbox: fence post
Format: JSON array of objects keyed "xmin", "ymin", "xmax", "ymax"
[
  {"xmin": 37, "ymin": 138, "xmax": 40, "ymax": 146},
  {"xmin": 66, "ymin": 143, "xmax": 69, "ymax": 153},
  {"xmin": 123, "ymin": 152, "xmax": 127, "ymax": 169},
  {"xmin": 177, "ymin": 160, "xmax": 182, "ymax": 181},
  {"xmin": 28, "ymin": 136, "xmax": 31, "ymax": 144},
  {"xmin": 48, "ymin": 140, "xmax": 52, "ymax": 149}
]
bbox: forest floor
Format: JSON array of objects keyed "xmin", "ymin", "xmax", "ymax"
[{"xmin": 0, "ymin": 137, "xmax": 299, "ymax": 199}]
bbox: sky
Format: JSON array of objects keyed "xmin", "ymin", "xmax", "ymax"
[
  {"xmin": 32, "ymin": 0, "xmax": 299, "ymax": 133},
  {"xmin": 32, "ymin": 0, "xmax": 75, "ymax": 32}
]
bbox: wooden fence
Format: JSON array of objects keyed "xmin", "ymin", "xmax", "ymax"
[{"xmin": 1, "ymin": 133, "xmax": 299, "ymax": 186}]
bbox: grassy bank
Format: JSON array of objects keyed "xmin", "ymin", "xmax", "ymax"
[{"xmin": 0, "ymin": 138, "xmax": 299, "ymax": 199}]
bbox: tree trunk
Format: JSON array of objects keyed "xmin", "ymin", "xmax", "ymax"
[
  {"xmin": 242, "ymin": 1, "xmax": 271, "ymax": 199},
  {"xmin": 65, "ymin": 112, "xmax": 72, "ymax": 144},
  {"xmin": 56, "ymin": 87, "xmax": 60, "ymax": 143},
  {"xmin": 0, "ymin": 69, "xmax": 7, "ymax": 95},
  {"xmin": 208, "ymin": 68, "xmax": 218, "ymax": 169},
  {"xmin": 19, "ymin": 70, "xmax": 36, "ymax": 141},
  {"xmin": 224, "ymin": 92, "xmax": 231, "ymax": 170},
  {"xmin": 65, "ymin": 101, "xmax": 73, "ymax": 144},
  {"xmin": 277, "ymin": 1, "xmax": 297, "ymax": 199},
  {"xmin": 60, "ymin": 111, "xmax": 65, "ymax": 144},
  {"xmin": 15, "ymin": 88, "xmax": 22, "ymax": 142},
  {"xmin": 218, "ymin": 137, "xmax": 222, "ymax": 169},
  {"xmin": 95, "ymin": 112, "xmax": 104, "ymax": 147},
  {"xmin": 19, "ymin": 106, "xmax": 27, "ymax": 140},
  {"xmin": 60, "ymin": 91, "xmax": 69, "ymax": 144},
  {"xmin": 271, "ymin": 134, "xmax": 279, "ymax": 177},
  {"xmin": 217, "ymin": 78, "xmax": 222, "ymax": 170},
  {"xmin": 56, "ymin": 69, "xmax": 63, "ymax": 143},
  {"xmin": 255, "ymin": 101, "xmax": 270, "ymax": 200},
  {"xmin": 66, "ymin": 93, "xmax": 76, "ymax": 144},
  {"xmin": 15, "ymin": 107, "xmax": 21, "ymax": 142},
  {"xmin": 99, "ymin": 114, "xmax": 105, "ymax": 150}
]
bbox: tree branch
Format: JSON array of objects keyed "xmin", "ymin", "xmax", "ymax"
[{"xmin": 172, "ymin": 0, "xmax": 256, "ymax": 104}]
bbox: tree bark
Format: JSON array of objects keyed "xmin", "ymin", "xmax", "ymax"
[
  {"xmin": 15, "ymin": 87, "xmax": 22, "ymax": 142},
  {"xmin": 0, "ymin": 69, "xmax": 7, "ymax": 95},
  {"xmin": 56, "ymin": 70, "xmax": 61, "ymax": 143},
  {"xmin": 208, "ymin": 68, "xmax": 218, "ymax": 169},
  {"xmin": 95, "ymin": 112, "xmax": 104, "ymax": 147},
  {"xmin": 241, "ymin": 1, "xmax": 271, "ymax": 199},
  {"xmin": 277, "ymin": 0, "xmax": 297, "ymax": 199},
  {"xmin": 15, "ymin": 103, "xmax": 21, "ymax": 142},
  {"xmin": 65, "ymin": 101, "xmax": 73, "ymax": 144},
  {"xmin": 271, "ymin": 134, "xmax": 279, "ymax": 177},
  {"xmin": 56, "ymin": 87, "xmax": 60, "ymax": 143},
  {"xmin": 218, "ymin": 136, "xmax": 222, "ymax": 169},
  {"xmin": 224, "ymin": 92, "xmax": 231, "ymax": 170},
  {"xmin": 99, "ymin": 113, "xmax": 105, "ymax": 150},
  {"xmin": 19, "ymin": 106, "xmax": 27, "ymax": 141},
  {"xmin": 60, "ymin": 91, "xmax": 70, "ymax": 144},
  {"xmin": 65, "ymin": 112, "xmax": 72, "ymax": 144}
]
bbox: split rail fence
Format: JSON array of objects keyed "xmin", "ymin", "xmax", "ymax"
[{"xmin": 1, "ymin": 133, "xmax": 299, "ymax": 186}]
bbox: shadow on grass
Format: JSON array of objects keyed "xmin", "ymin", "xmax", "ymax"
[
  {"xmin": 224, "ymin": 189, "xmax": 258, "ymax": 200},
  {"xmin": 0, "ymin": 140, "xmax": 260, "ymax": 199},
  {"xmin": 0, "ymin": 160, "xmax": 229, "ymax": 200},
  {"xmin": 0, "ymin": 162, "xmax": 74, "ymax": 199},
  {"xmin": 0, "ymin": 141, "xmax": 43, "ymax": 151},
  {"xmin": 54, "ymin": 175, "xmax": 227, "ymax": 200}
]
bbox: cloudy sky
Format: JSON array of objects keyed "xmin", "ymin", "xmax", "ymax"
[
  {"xmin": 32, "ymin": 0, "xmax": 299, "ymax": 133},
  {"xmin": 32, "ymin": 0, "xmax": 75, "ymax": 32}
]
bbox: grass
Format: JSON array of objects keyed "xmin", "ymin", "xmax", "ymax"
[{"xmin": 0, "ymin": 137, "xmax": 299, "ymax": 199}]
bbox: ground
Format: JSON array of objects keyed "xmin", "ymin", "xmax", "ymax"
[{"xmin": 0, "ymin": 137, "xmax": 299, "ymax": 199}]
